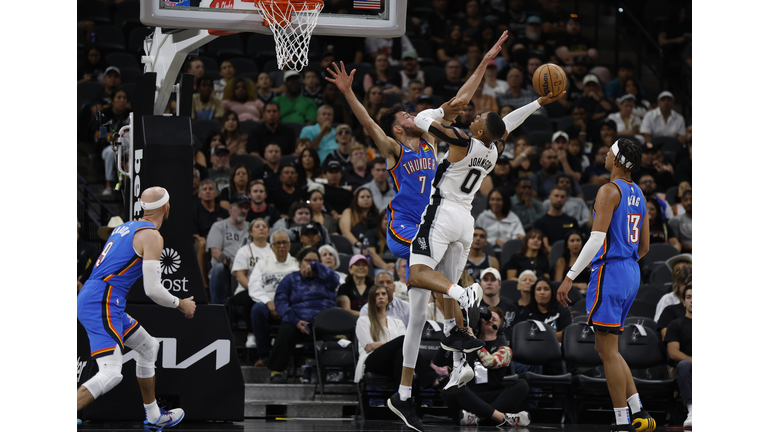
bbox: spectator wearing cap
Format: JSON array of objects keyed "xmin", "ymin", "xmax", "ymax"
[
  {"xmin": 273, "ymin": 70, "xmax": 318, "ymax": 125},
  {"xmin": 300, "ymin": 105, "xmax": 337, "ymax": 163},
  {"xmin": 359, "ymin": 157, "xmax": 395, "ymax": 211},
  {"xmin": 575, "ymin": 73, "xmax": 617, "ymax": 126},
  {"xmin": 192, "ymin": 76, "xmax": 225, "ymax": 121},
  {"xmin": 337, "ymin": 254, "xmax": 375, "ymax": 318},
  {"xmin": 207, "ymin": 193, "xmax": 251, "ymax": 305},
  {"xmin": 91, "ymin": 66, "xmax": 123, "ymax": 116},
  {"xmin": 479, "ymin": 267, "xmax": 519, "ymax": 331},
  {"xmin": 398, "ymin": 51, "xmax": 431, "ymax": 97},
  {"xmin": 92, "ymin": 88, "xmax": 132, "ymax": 195},
  {"xmin": 271, "ymin": 201, "xmax": 332, "ymax": 247},
  {"xmin": 246, "ymin": 180, "xmax": 281, "ymax": 225},
  {"xmin": 606, "ymin": 94, "xmax": 644, "ymax": 143},
  {"xmin": 550, "ymin": 130, "xmax": 584, "ymax": 183},
  {"xmin": 342, "ymin": 145, "xmax": 373, "ymax": 190},
  {"xmin": 604, "ymin": 60, "xmax": 644, "ymax": 101},
  {"xmin": 403, "ymin": 79, "xmax": 425, "ymax": 113},
  {"xmin": 481, "ymin": 59, "xmax": 509, "ymax": 98},
  {"xmin": 321, "ymin": 160, "xmax": 355, "ymax": 216},
  {"xmin": 511, "ymin": 16, "xmax": 551, "ymax": 61},
  {"xmin": 640, "ymin": 91, "xmax": 686, "ymax": 144},
  {"xmin": 668, "ymin": 190, "xmax": 692, "ymax": 253},
  {"xmin": 554, "ymin": 14, "xmax": 598, "ymax": 65},
  {"xmin": 208, "ymin": 144, "xmax": 232, "ymax": 192},
  {"xmin": 415, "ymin": 95, "xmax": 434, "ymax": 113},
  {"xmin": 222, "ymin": 77, "xmax": 263, "ymax": 122},
  {"xmin": 322, "ymin": 123, "xmax": 354, "ymax": 168}
]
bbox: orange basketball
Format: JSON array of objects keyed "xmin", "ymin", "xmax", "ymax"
[{"xmin": 532, "ymin": 63, "xmax": 567, "ymax": 97}]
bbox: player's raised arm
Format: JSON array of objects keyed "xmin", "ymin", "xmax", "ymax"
[
  {"xmin": 325, "ymin": 62, "xmax": 399, "ymax": 163},
  {"xmin": 414, "ymin": 99, "xmax": 472, "ymax": 159}
]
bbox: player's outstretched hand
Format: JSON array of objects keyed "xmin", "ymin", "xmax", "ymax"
[
  {"xmin": 178, "ymin": 296, "xmax": 197, "ymax": 318},
  {"xmin": 556, "ymin": 280, "xmax": 573, "ymax": 308},
  {"xmin": 483, "ymin": 30, "xmax": 509, "ymax": 62},
  {"xmin": 537, "ymin": 90, "xmax": 567, "ymax": 106},
  {"xmin": 325, "ymin": 61, "xmax": 355, "ymax": 94},
  {"xmin": 440, "ymin": 97, "xmax": 466, "ymax": 123}
]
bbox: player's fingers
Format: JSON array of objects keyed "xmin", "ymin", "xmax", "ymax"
[
  {"xmin": 349, "ymin": 69, "xmax": 356, "ymax": 80},
  {"xmin": 340, "ymin": 61, "xmax": 346, "ymax": 74}
]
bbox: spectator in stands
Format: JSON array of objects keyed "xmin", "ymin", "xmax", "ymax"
[
  {"xmin": 597, "ymin": 119, "xmax": 618, "ymax": 149},
  {"xmin": 269, "ymin": 247, "xmax": 338, "ymax": 383},
  {"xmin": 646, "ymin": 197, "xmax": 681, "ymax": 251},
  {"xmin": 454, "ymin": 101, "xmax": 477, "ymax": 135},
  {"xmin": 534, "ymin": 185, "xmax": 579, "ymax": 252},
  {"xmin": 218, "ymin": 164, "xmax": 251, "ymax": 210},
  {"xmin": 322, "ymin": 160, "xmax": 355, "ymax": 216},
  {"xmin": 231, "ymin": 219, "xmax": 275, "ymax": 348},
  {"xmin": 512, "ymin": 270, "xmax": 535, "ymax": 310},
  {"xmin": 307, "ymin": 184, "xmax": 337, "ymax": 234},
  {"xmin": 479, "ymin": 268, "xmax": 519, "ymax": 329},
  {"xmin": 636, "ymin": 173, "xmax": 675, "ymax": 219},
  {"xmin": 340, "ymin": 187, "xmax": 378, "ymax": 252},
  {"xmin": 432, "ymin": 60, "xmax": 465, "ymax": 101},
  {"xmin": 363, "ymin": 86, "xmax": 386, "ymax": 122},
  {"xmin": 364, "ymin": 34, "xmax": 417, "ymax": 66},
  {"xmin": 271, "ymin": 202, "xmax": 331, "ymax": 249},
  {"xmin": 496, "ymin": 67, "xmax": 538, "ymax": 112},
  {"xmin": 476, "ymin": 23, "xmax": 512, "ymax": 70},
  {"xmin": 623, "ymin": 77, "xmax": 651, "ymax": 118},
  {"xmin": 245, "ymin": 180, "xmax": 281, "ymax": 225},
  {"xmin": 481, "ymin": 60, "xmax": 508, "ymax": 98},
  {"xmin": 657, "ymin": 273, "xmax": 690, "ymax": 339},
  {"xmin": 469, "ymin": 77, "xmax": 499, "ymax": 114},
  {"xmin": 604, "ymin": 60, "xmax": 643, "ymax": 101},
  {"xmin": 576, "ymin": 74, "xmax": 616, "ymax": 126},
  {"xmin": 674, "ymin": 127, "xmax": 692, "ymax": 186},
  {"xmin": 319, "ymin": 83, "xmax": 354, "ymax": 126},
  {"xmin": 78, "ymin": 45, "xmax": 108, "ymax": 84},
  {"xmin": 664, "ymin": 284, "xmax": 692, "ymax": 428},
  {"xmin": 552, "ymin": 231, "xmax": 589, "ymax": 294},
  {"xmin": 360, "ymin": 158, "xmax": 395, "ymax": 211},
  {"xmin": 207, "ymin": 193, "xmax": 250, "ymax": 305},
  {"xmin": 273, "ymin": 71, "xmax": 318, "ymax": 125},
  {"xmin": 542, "ymin": 175, "xmax": 591, "ymax": 229},
  {"xmin": 514, "ymin": 277, "xmax": 572, "ymax": 342},
  {"xmin": 511, "ymin": 177, "xmax": 545, "ymax": 231},
  {"xmin": 554, "ymin": 14, "xmax": 597, "ymax": 65},
  {"xmin": 354, "ymin": 285, "xmax": 439, "ymax": 388},
  {"xmin": 402, "ymin": 80, "xmax": 425, "ymax": 113},
  {"xmin": 666, "ymin": 253, "xmax": 692, "ymax": 282},
  {"xmin": 550, "ymin": 131, "xmax": 584, "ymax": 183},
  {"xmin": 654, "ymin": 266, "xmax": 692, "ymax": 322},
  {"xmin": 476, "ymin": 187, "xmax": 526, "ymax": 249},
  {"xmin": 502, "ymin": 229, "xmax": 550, "ymax": 280},
  {"xmin": 318, "ymin": 244, "xmax": 346, "ymax": 286},
  {"xmin": 253, "ymin": 143, "xmax": 282, "ymax": 196},
  {"xmin": 393, "ymin": 258, "xmax": 409, "ymax": 301},
  {"xmin": 214, "ymin": 60, "xmax": 235, "ymax": 100},
  {"xmin": 423, "ymin": 0, "xmax": 453, "ymax": 44},
  {"xmin": 220, "ymin": 111, "xmax": 248, "ymax": 156},
  {"xmin": 465, "ymin": 227, "xmax": 501, "ymax": 282},
  {"xmin": 196, "ymin": 131, "xmax": 222, "ymax": 168},
  {"xmin": 186, "ymin": 58, "xmax": 205, "ymax": 90},
  {"xmin": 582, "ymin": 144, "xmax": 610, "ymax": 185},
  {"xmin": 509, "ymin": 136, "xmax": 539, "ymax": 178},
  {"xmin": 300, "ymin": 105, "xmax": 337, "ymax": 163},
  {"xmin": 191, "ymin": 76, "xmax": 225, "ymax": 121},
  {"xmin": 443, "ymin": 305, "xmax": 531, "ymax": 428},
  {"xmin": 529, "ymin": 149, "xmax": 584, "ymax": 200},
  {"xmin": 342, "ymin": 145, "xmax": 373, "ymax": 189},
  {"xmin": 94, "ymin": 89, "xmax": 132, "ymax": 194},
  {"xmin": 511, "ymin": 16, "xmax": 551, "ymax": 61},
  {"xmin": 90, "ymin": 66, "xmax": 122, "ymax": 116},
  {"xmin": 256, "ymin": 72, "xmax": 279, "ymax": 105},
  {"xmin": 399, "ymin": 52, "xmax": 431, "ymax": 97},
  {"xmin": 523, "ymin": 55, "xmax": 542, "ymax": 90},
  {"xmin": 192, "ymin": 179, "xmax": 228, "ymax": 285},
  {"xmin": 363, "ymin": 211, "xmax": 397, "ymax": 273},
  {"xmin": 209, "ymin": 145, "xmax": 233, "ymax": 192},
  {"xmin": 222, "ymin": 77, "xmax": 263, "ymax": 123},
  {"xmin": 479, "ymin": 155, "xmax": 517, "ymax": 196},
  {"xmin": 668, "ymin": 190, "xmax": 692, "ymax": 253},
  {"xmin": 337, "ymin": 254, "xmax": 375, "ymax": 317},
  {"xmin": 294, "ymin": 223, "xmax": 326, "ymax": 255},
  {"xmin": 323, "ymin": 124, "xmax": 355, "ymax": 170},
  {"xmin": 359, "ymin": 273, "xmax": 410, "ymax": 327},
  {"xmin": 363, "ymin": 53, "xmax": 403, "ymax": 96},
  {"xmin": 436, "ymin": 24, "xmax": 470, "ymax": 63},
  {"xmin": 296, "ymin": 148, "xmax": 323, "ymax": 187},
  {"xmin": 269, "ymin": 164, "xmax": 301, "ymax": 216},
  {"xmin": 606, "ymin": 93, "xmax": 643, "ymax": 143},
  {"xmin": 460, "ymin": 0, "xmax": 487, "ymax": 40},
  {"xmin": 640, "ymin": 91, "xmax": 686, "ymax": 144},
  {"xmin": 658, "ymin": 4, "xmax": 692, "ymax": 75},
  {"xmin": 301, "ymin": 69, "xmax": 324, "ymax": 107}
]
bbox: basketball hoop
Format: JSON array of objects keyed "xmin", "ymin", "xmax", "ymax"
[{"xmin": 253, "ymin": 0, "xmax": 324, "ymax": 71}]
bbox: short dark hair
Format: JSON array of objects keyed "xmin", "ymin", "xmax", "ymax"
[
  {"xmin": 474, "ymin": 226, "xmax": 487, "ymax": 235},
  {"xmin": 379, "ymin": 104, "xmax": 407, "ymax": 138},
  {"xmin": 682, "ymin": 190, "xmax": 692, "ymax": 198},
  {"xmin": 196, "ymin": 76, "xmax": 213, "ymax": 88},
  {"xmin": 296, "ymin": 246, "xmax": 320, "ymax": 263},
  {"xmin": 483, "ymin": 111, "xmax": 506, "ymax": 142},
  {"xmin": 302, "ymin": 69, "xmax": 319, "ymax": 79},
  {"xmin": 289, "ymin": 201, "xmax": 311, "ymax": 218},
  {"xmin": 265, "ymin": 101, "xmax": 280, "ymax": 111}
]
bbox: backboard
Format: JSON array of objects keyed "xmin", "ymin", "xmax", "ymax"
[{"xmin": 140, "ymin": 0, "xmax": 406, "ymax": 37}]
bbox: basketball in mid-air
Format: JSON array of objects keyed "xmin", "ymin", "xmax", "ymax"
[{"xmin": 532, "ymin": 63, "xmax": 567, "ymax": 97}]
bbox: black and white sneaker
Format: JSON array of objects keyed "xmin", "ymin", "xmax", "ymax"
[
  {"xmin": 387, "ymin": 394, "xmax": 424, "ymax": 432},
  {"xmin": 441, "ymin": 326, "xmax": 485, "ymax": 353},
  {"xmin": 441, "ymin": 358, "xmax": 475, "ymax": 396}
]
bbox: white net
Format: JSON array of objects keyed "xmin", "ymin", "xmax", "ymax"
[{"xmin": 257, "ymin": 0, "xmax": 324, "ymax": 71}]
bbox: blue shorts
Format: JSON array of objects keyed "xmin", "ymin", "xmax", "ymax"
[
  {"xmin": 77, "ymin": 280, "xmax": 142, "ymax": 359},
  {"xmin": 386, "ymin": 219, "xmax": 419, "ymax": 285},
  {"xmin": 586, "ymin": 259, "xmax": 640, "ymax": 334}
]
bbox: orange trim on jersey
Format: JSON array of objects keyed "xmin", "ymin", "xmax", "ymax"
[
  {"xmin": 91, "ymin": 346, "xmax": 116, "ymax": 357},
  {"xmin": 134, "ymin": 225, "xmax": 157, "ymax": 232},
  {"xmin": 390, "ymin": 169, "xmax": 401, "ymax": 192},
  {"xmin": 614, "ymin": 178, "xmax": 634, "ymax": 185},
  {"xmin": 103, "ymin": 257, "xmax": 142, "ymax": 282},
  {"xmin": 587, "ymin": 264, "xmax": 604, "ymax": 320},
  {"xmin": 388, "ymin": 220, "xmax": 412, "ymax": 244},
  {"xmin": 592, "ymin": 321, "xmax": 622, "ymax": 327},
  {"xmin": 122, "ymin": 319, "xmax": 139, "ymax": 337},
  {"xmin": 104, "ymin": 285, "xmax": 124, "ymax": 350}
]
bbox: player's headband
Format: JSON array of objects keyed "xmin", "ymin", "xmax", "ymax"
[
  {"xmin": 611, "ymin": 141, "xmax": 634, "ymax": 170},
  {"xmin": 140, "ymin": 188, "xmax": 170, "ymax": 210}
]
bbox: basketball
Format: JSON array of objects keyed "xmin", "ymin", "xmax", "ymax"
[{"xmin": 532, "ymin": 63, "xmax": 567, "ymax": 97}]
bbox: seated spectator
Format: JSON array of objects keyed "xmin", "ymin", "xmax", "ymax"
[
  {"xmin": 640, "ymin": 91, "xmax": 686, "ymax": 144},
  {"xmin": 515, "ymin": 270, "xmax": 536, "ymax": 310},
  {"xmin": 479, "ymin": 155, "xmax": 517, "ymax": 196},
  {"xmin": 192, "ymin": 179, "xmax": 229, "ymax": 286},
  {"xmin": 513, "ymin": 277, "xmax": 572, "ymax": 342},
  {"xmin": 322, "ymin": 124, "xmax": 355, "ymax": 168},
  {"xmin": 214, "ymin": 60, "xmax": 235, "ymax": 100},
  {"xmin": 340, "ymin": 187, "xmax": 378, "ymax": 253},
  {"xmin": 658, "ymin": 273, "xmax": 691, "ymax": 339},
  {"xmin": 359, "ymin": 272, "xmax": 410, "ymax": 327},
  {"xmin": 432, "ymin": 59, "xmax": 465, "ymax": 101},
  {"xmin": 274, "ymin": 71, "xmax": 318, "ymax": 125},
  {"xmin": 354, "ymin": 284, "xmax": 439, "ymax": 388},
  {"xmin": 604, "ymin": 60, "xmax": 644, "ymax": 101},
  {"xmin": 252, "ymin": 143, "xmax": 282, "ymax": 197},
  {"xmin": 393, "ymin": 258, "xmax": 410, "ymax": 302},
  {"xmin": 509, "ymin": 137, "xmax": 539, "ymax": 179},
  {"xmin": 460, "ymin": 0, "xmax": 488, "ymax": 40},
  {"xmin": 301, "ymin": 69, "xmax": 325, "ymax": 107},
  {"xmin": 90, "ymin": 66, "xmax": 122, "ymax": 116},
  {"xmin": 402, "ymin": 80, "xmax": 425, "ymax": 113},
  {"xmin": 583, "ymin": 144, "xmax": 611, "ymax": 185},
  {"xmin": 222, "ymin": 77, "xmax": 263, "ymax": 122},
  {"xmin": 481, "ymin": 60, "xmax": 508, "ymax": 98},
  {"xmin": 247, "ymin": 102, "xmax": 296, "ymax": 157},
  {"xmin": 185, "ymin": 58, "xmax": 205, "ymax": 90},
  {"xmin": 220, "ymin": 110, "xmax": 248, "ymax": 156},
  {"xmin": 550, "ymin": 131, "xmax": 584, "ymax": 183},
  {"xmin": 469, "ymin": 80, "xmax": 499, "ymax": 114},
  {"xmin": 207, "ymin": 194, "xmax": 250, "ymax": 305},
  {"xmin": 632, "ymin": 145, "xmax": 676, "ymax": 193},
  {"xmin": 300, "ymin": 105, "xmax": 337, "ymax": 163},
  {"xmin": 92, "ymin": 89, "xmax": 131, "ymax": 194},
  {"xmin": 496, "ymin": 67, "xmax": 539, "ymax": 113},
  {"xmin": 219, "ymin": 164, "xmax": 251, "ymax": 210},
  {"xmin": 231, "ymin": 219, "xmax": 275, "ymax": 348},
  {"xmin": 541, "ymin": 175, "xmax": 591, "ymax": 229},
  {"xmin": 465, "ymin": 227, "xmax": 501, "ymax": 283},
  {"xmin": 476, "ymin": 23, "xmax": 511, "ymax": 70},
  {"xmin": 245, "ymin": 180, "xmax": 282, "ymax": 225},
  {"xmin": 307, "ymin": 184, "xmax": 338, "ymax": 235},
  {"xmin": 624, "ymin": 77, "xmax": 652, "ymax": 118},
  {"xmin": 268, "ymin": 164, "xmax": 302, "ymax": 216},
  {"xmin": 268, "ymin": 247, "xmax": 338, "ymax": 382},
  {"xmin": 511, "ymin": 16, "xmax": 551, "ymax": 62},
  {"xmin": 502, "ymin": 229, "xmax": 550, "ymax": 280},
  {"xmin": 646, "ymin": 198, "xmax": 681, "ymax": 251},
  {"xmin": 321, "ymin": 160, "xmax": 355, "ymax": 216},
  {"xmin": 360, "ymin": 157, "xmax": 395, "ymax": 212},
  {"xmin": 442, "ymin": 306, "xmax": 530, "ymax": 428},
  {"xmin": 364, "ymin": 211, "xmax": 397, "ymax": 273},
  {"xmin": 554, "ymin": 14, "xmax": 598, "ymax": 65},
  {"xmin": 529, "ymin": 149, "xmax": 584, "ymax": 201},
  {"xmin": 208, "ymin": 144, "xmax": 232, "ymax": 192},
  {"xmin": 337, "ymin": 254, "xmax": 375, "ymax": 317},
  {"xmin": 575, "ymin": 74, "xmax": 617, "ymax": 128},
  {"xmin": 654, "ymin": 266, "xmax": 692, "ymax": 322},
  {"xmin": 436, "ymin": 25, "xmax": 469, "ymax": 63},
  {"xmin": 476, "ymin": 187, "xmax": 525, "ymax": 249},
  {"xmin": 363, "ymin": 86, "xmax": 387, "ymax": 124},
  {"xmin": 552, "ymin": 231, "xmax": 589, "ymax": 294},
  {"xmin": 256, "ymin": 72, "xmax": 279, "ymax": 105},
  {"xmin": 668, "ymin": 190, "xmax": 692, "ymax": 253},
  {"xmin": 319, "ymin": 244, "xmax": 346, "ymax": 286},
  {"xmin": 666, "ymin": 253, "xmax": 693, "ymax": 282},
  {"xmin": 636, "ymin": 173, "xmax": 674, "ymax": 221},
  {"xmin": 343, "ymin": 146, "xmax": 374, "ymax": 190},
  {"xmin": 192, "ymin": 76, "xmax": 225, "ymax": 121},
  {"xmin": 606, "ymin": 94, "xmax": 644, "ymax": 143},
  {"xmin": 510, "ymin": 177, "xmax": 545, "ymax": 231},
  {"xmin": 674, "ymin": 131, "xmax": 692, "ymax": 186},
  {"xmin": 663, "ymin": 284, "xmax": 692, "ymax": 428},
  {"xmin": 671, "ymin": 181, "xmax": 691, "ymax": 217},
  {"xmin": 362, "ymin": 53, "xmax": 403, "ymax": 96},
  {"xmin": 534, "ymin": 186, "xmax": 580, "ymax": 251},
  {"xmin": 565, "ymin": 135, "xmax": 589, "ymax": 173},
  {"xmin": 78, "ymin": 45, "xmax": 108, "ymax": 83},
  {"xmin": 196, "ymin": 131, "xmax": 223, "ymax": 169},
  {"xmin": 398, "ymin": 51, "xmax": 432, "ymax": 97},
  {"xmin": 293, "ymin": 222, "xmax": 326, "ymax": 255},
  {"xmin": 478, "ymin": 268, "xmax": 519, "ymax": 330},
  {"xmin": 271, "ymin": 201, "xmax": 332, "ymax": 246}
]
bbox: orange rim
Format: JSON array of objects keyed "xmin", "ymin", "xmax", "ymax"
[{"xmin": 247, "ymin": 0, "xmax": 324, "ymax": 27}]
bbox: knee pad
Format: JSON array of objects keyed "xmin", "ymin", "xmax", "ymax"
[
  {"xmin": 125, "ymin": 328, "xmax": 160, "ymax": 379},
  {"xmin": 82, "ymin": 350, "xmax": 123, "ymax": 400}
]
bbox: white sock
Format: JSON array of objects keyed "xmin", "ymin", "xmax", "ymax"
[
  {"xmin": 447, "ymin": 284, "xmax": 464, "ymax": 301},
  {"xmin": 687, "ymin": 404, "xmax": 692, "ymax": 413},
  {"xmin": 398, "ymin": 385, "xmax": 412, "ymax": 401},
  {"xmin": 444, "ymin": 318, "xmax": 456, "ymax": 336},
  {"xmin": 614, "ymin": 407, "xmax": 630, "ymax": 425},
  {"xmin": 627, "ymin": 393, "xmax": 643, "ymax": 414},
  {"xmin": 452, "ymin": 351, "xmax": 463, "ymax": 368},
  {"xmin": 144, "ymin": 400, "xmax": 160, "ymax": 423}
]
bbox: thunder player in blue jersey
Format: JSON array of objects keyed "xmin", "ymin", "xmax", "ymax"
[
  {"xmin": 77, "ymin": 187, "xmax": 197, "ymax": 429},
  {"xmin": 557, "ymin": 139, "xmax": 656, "ymax": 432}
]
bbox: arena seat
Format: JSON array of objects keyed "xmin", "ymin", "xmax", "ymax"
[
  {"xmin": 561, "ymin": 322, "xmax": 609, "ymax": 423},
  {"xmin": 500, "ymin": 239, "xmax": 523, "ymax": 268},
  {"xmin": 312, "ymin": 307, "xmax": 357, "ymax": 395}
]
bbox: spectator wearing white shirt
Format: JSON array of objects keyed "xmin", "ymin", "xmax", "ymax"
[
  {"xmin": 481, "ymin": 59, "xmax": 509, "ymax": 97},
  {"xmin": 640, "ymin": 91, "xmax": 686, "ymax": 143},
  {"xmin": 607, "ymin": 94, "xmax": 645, "ymax": 143},
  {"xmin": 359, "ymin": 271, "xmax": 410, "ymax": 328}
]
